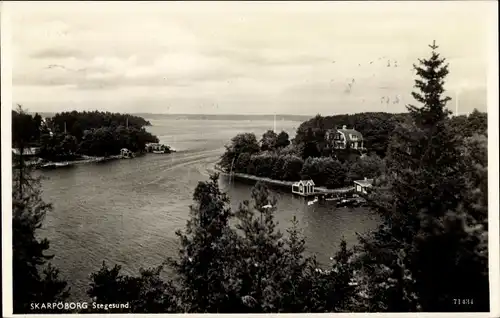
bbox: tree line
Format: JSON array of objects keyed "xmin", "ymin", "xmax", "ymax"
[
  {"xmin": 219, "ymin": 131, "xmax": 386, "ymax": 189},
  {"xmin": 11, "ymin": 42, "xmax": 489, "ymax": 313},
  {"xmin": 12, "ymin": 109, "xmax": 159, "ymax": 160},
  {"xmin": 219, "ymin": 108, "xmax": 485, "ymax": 190}
]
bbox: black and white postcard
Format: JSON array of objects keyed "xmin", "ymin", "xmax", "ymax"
[{"xmin": 1, "ymin": 1, "xmax": 499, "ymax": 317}]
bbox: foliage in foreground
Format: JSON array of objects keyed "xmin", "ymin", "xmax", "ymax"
[
  {"xmin": 12, "ymin": 107, "xmax": 70, "ymax": 314},
  {"xmin": 87, "ymin": 177, "xmax": 358, "ymax": 313}
]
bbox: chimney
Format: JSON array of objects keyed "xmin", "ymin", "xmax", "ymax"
[{"xmin": 342, "ymin": 125, "xmax": 347, "ymax": 129}]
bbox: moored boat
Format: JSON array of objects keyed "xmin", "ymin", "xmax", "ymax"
[
  {"xmin": 55, "ymin": 162, "xmax": 71, "ymax": 167},
  {"xmin": 40, "ymin": 162, "xmax": 73, "ymax": 169},
  {"xmin": 336, "ymin": 197, "xmax": 367, "ymax": 208},
  {"xmin": 146, "ymin": 143, "xmax": 171, "ymax": 154},
  {"xmin": 325, "ymin": 196, "xmax": 341, "ymax": 202},
  {"xmin": 40, "ymin": 163, "xmax": 57, "ymax": 169},
  {"xmin": 153, "ymin": 149, "xmax": 167, "ymax": 154}
]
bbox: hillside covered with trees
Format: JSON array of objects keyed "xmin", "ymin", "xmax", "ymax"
[{"xmin": 218, "ymin": 108, "xmax": 486, "ymax": 190}]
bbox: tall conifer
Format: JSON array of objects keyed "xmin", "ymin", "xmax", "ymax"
[
  {"xmin": 361, "ymin": 42, "xmax": 488, "ymax": 311},
  {"xmin": 12, "ymin": 106, "xmax": 70, "ymax": 313}
]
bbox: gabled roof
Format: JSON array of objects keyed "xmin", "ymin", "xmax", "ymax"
[
  {"xmin": 354, "ymin": 179, "xmax": 374, "ymax": 187},
  {"xmin": 337, "ymin": 128, "xmax": 363, "ymax": 142},
  {"xmin": 325, "ymin": 127, "xmax": 363, "ymax": 142},
  {"xmin": 293, "ymin": 179, "xmax": 315, "ymax": 186}
]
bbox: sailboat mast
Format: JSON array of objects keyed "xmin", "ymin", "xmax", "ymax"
[{"xmin": 273, "ymin": 114, "xmax": 276, "ymax": 133}]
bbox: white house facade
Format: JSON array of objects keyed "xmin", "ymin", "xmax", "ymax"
[
  {"xmin": 292, "ymin": 180, "xmax": 315, "ymax": 196},
  {"xmin": 353, "ymin": 178, "xmax": 374, "ymax": 194},
  {"xmin": 326, "ymin": 125, "xmax": 364, "ymax": 150}
]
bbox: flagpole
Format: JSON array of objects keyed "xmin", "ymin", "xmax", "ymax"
[{"xmin": 273, "ymin": 113, "xmax": 276, "ymax": 133}]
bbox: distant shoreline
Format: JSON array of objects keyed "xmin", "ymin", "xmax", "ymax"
[
  {"xmin": 31, "ymin": 112, "xmax": 313, "ymax": 122},
  {"xmin": 31, "ymin": 155, "xmax": 123, "ymax": 170}
]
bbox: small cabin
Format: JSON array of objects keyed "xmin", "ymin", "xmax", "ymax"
[
  {"xmin": 292, "ymin": 180, "xmax": 315, "ymax": 196},
  {"xmin": 120, "ymin": 148, "xmax": 133, "ymax": 159},
  {"xmin": 353, "ymin": 177, "xmax": 374, "ymax": 194}
]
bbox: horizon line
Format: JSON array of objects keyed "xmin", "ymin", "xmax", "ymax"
[{"xmin": 23, "ymin": 110, "xmax": 421, "ymax": 117}]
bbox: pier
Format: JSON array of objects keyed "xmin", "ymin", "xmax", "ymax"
[{"xmin": 212, "ymin": 166, "xmax": 355, "ymax": 196}]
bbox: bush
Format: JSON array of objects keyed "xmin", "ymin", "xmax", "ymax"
[
  {"xmin": 300, "ymin": 157, "xmax": 347, "ymax": 188},
  {"xmin": 345, "ymin": 154, "xmax": 385, "ymax": 184}
]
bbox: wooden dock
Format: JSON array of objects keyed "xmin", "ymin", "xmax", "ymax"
[{"xmin": 212, "ymin": 166, "xmax": 355, "ymax": 195}]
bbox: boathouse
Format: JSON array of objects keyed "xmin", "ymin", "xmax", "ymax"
[
  {"xmin": 120, "ymin": 148, "xmax": 133, "ymax": 159},
  {"xmin": 353, "ymin": 177, "xmax": 374, "ymax": 194},
  {"xmin": 292, "ymin": 180, "xmax": 315, "ymax": 196}
]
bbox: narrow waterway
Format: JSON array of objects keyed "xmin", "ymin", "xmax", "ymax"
[{"xmin": 38, "ymin": 116, "xmax": 380, "ymax": 301}]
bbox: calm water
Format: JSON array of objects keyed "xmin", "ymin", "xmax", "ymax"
[{"xmin": 38, "ymin": 116, "xmax": 379, "ymax": 301}]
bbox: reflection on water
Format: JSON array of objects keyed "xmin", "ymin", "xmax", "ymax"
[{"xmin": 38, "ymin": 117, "xmax": 379, "ymax": 301}]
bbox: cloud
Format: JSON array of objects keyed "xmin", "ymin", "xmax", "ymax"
[
  {"xmin": 30, "ymin": 48, "xmax": 86, "ymax": 59},
  {"xmin": 7, "ymin": 1, "xmax": 492, "ymax": 114},
  {"xmin": 14, "ymin": 52, "xmax": 248, "ymax": 90},
  {"xmin": 203, "ymin": 47, "xmax": 334, "ymax": 67}
]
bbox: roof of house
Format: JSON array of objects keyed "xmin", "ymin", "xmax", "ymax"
[
  {"xmin": 338, "ymin": 128, "xmax": 363, "ymax": 142},
  {"xmin": 354, "ymin": 179, "xmax": 374, "ymax": 187},
  {"xmin": 325, "ymin": 127, "xmax": 363, "ymax": 142},
  {"xmin": 12, "ymin": 147, "xmax": 40, "ymax": 156},
  {"xmin": 293, "ymin": 180, "xmax": 315, "ymax": 186}
]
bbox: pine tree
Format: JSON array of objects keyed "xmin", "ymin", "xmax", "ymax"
[
  {"xmin": 373, "ymin": 41, "xmax": 465, "ymax": 235},
  {"xmin": 168, "ymin": 173, "xmax": 241, "ymax": 313},
  {"xmin": 234, "ymin": 182, "xmax": 288, "ymax": 312},
  {"xmin": 12, "ymin": 106, "xmax": 70, "ymax": 313},
  {"xmin": 407, "ymin": 40, "xmax": 452, "ymax": 128},
  {"xmin": 279, "ymin": 215, "xmax": 311, "ymax": 312},
  {"xmin": 87, "ymin": 262, "xmax": 177, "ymax": 313},
  {"xmin": 361, "ymin": 41, "xmax": 488, "ymax": 311}
]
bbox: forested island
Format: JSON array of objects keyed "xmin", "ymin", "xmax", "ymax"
[
  {"xmin": 12, "ymin": 109, "xmax": 161, "ymax": 163},
  {"xmin": 12, "ymin": 43, "xmax": 490, "ymax": 313}
]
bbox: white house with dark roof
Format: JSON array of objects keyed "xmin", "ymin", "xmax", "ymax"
[
  {"xmin": 353, "ymin": 177, "xmax": 374, "ymax": 194},
  {"xmin": 325, "ymin": 125, "xmax": 364, "ymax": 150}
]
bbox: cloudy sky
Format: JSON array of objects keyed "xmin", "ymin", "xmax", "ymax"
[{"xmin": 5, "ymin": 1, "xmax": 494, "ymax": 115}]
